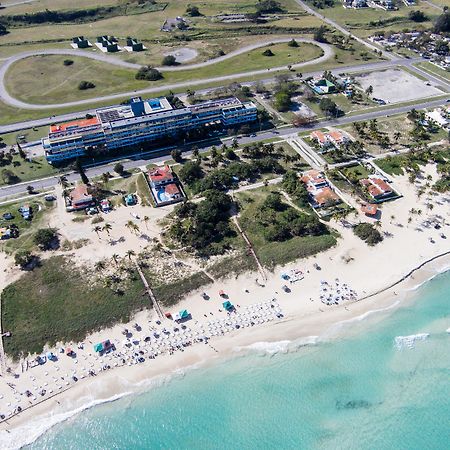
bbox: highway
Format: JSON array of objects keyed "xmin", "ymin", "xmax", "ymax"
[{"xmin": 0, "ymin": 96, "xmax": 447, "ymax": 200}]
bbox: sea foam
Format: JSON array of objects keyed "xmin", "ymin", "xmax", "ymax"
[
  {"xmin": 0, "ymin": 392, "xmax": 132, "ymax": 450},
  {"xmin": 394, "ymin": 333, "xmax": 430, "ymax": 350}
]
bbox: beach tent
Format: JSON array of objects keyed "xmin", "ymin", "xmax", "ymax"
[
  {"xmin": 179, "ymin": 309, "xmax": 189, "ymax": 319},
  {"xmin": 94, "ymin": 343, "xmax": 103, "ymax": 353},
  {"xmin": 219, "ymin": 290, "xmax": 225, "ymax": 297},
  {"xmin": 223, "ymin": 301, "xmax": 234, "ymax": 311}
]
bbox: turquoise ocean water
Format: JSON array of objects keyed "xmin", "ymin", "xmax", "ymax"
[{"xmin": 27, "ymin": 272, "xmax": 450, "ymax": 450}]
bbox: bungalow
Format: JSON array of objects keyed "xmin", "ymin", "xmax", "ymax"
[
  {"xmin": 360, "ymin": 176, "xmax": 393, "ymax": 201},
  {"xmin": 309, "ymin": 78, "xmax": 336, "ymax": 95},
  {"xmin": 301, "ymin": 170, "xmax": 341, "ymax": 208},
  {"xmin": 66, "ymin": 184, "xmax": 95, "ymax": 211},
  {"xmin": 148, "ymin": 165, "xmax": 185, "ymax": 207},
  {"xmin": 310, "ymin": 129, "xmax": 349, "ymax": 149}
]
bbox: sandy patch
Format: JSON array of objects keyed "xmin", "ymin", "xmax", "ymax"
[{"xmin": 163, "ymin": 47, "xmax": 199, "ymax": 63}]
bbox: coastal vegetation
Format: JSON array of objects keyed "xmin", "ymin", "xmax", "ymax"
[
  {"xmin": 353, "ymin": 222, "xmax": 383, "ymax": 246},
  {"xmin": 236, "ymin": 187, "xmax": 337, "ymax": 268}
]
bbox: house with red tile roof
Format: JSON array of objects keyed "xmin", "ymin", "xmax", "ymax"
[
  {"xmin": 147, "ymin": 165, "xmax": 185, "ymax": 206},
  {"xmin": 360, "ymin": 176, "xmax": 393, "ymax": 201},
  {"xmin": 310, "ymin": 129, "xmax": 349, "ymax": 149},
  {"xmin": 300, "ymin": 170, "xmax": 341, "ymax": 209},
  {"xmin": 66, "ymin": 184, "xmax": 95, "ymax": 211}
]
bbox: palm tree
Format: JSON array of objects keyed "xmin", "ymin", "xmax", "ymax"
[
  {"xmin": 58, "ymin": 175, "xmax": 69, "ymax": 190},
  {"xmin": 102, "ymin": 223, "xmax": 112, "ymax": 236},
  {"xmin": 126, "ymin": 250, "xmax": 136, "ymax": 260},
  {"xmin": 111, "ymin": 254, "xmax": 120, "ymax": 265},
  {"xmin": 393, "ymin": 132, "xmax": 401, "ymax": 144},
  {"xmin": 93, "ymin": 225, "xmax": 102, "ymax": 239},
  {"xmin": 132, "ymin": 223, "xmax": 140, "ymax": 235},
  {"xmin": 143, "ymin": 216, "xmax": 150, "ymax": 230},
  {"xmin": 125, "ymin": 220, "xmax": 135, "ymax": 233},
  {"xmin": 94, "ymin": 261, "xmax": 106, "ymax": 271}
]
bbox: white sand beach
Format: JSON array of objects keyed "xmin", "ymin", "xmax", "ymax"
[{"xmin": 0, "ymin": 164, "xmax": 449, "ymax": 448}]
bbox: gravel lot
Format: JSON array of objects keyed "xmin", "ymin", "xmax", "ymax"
[{"xmin": 355, "ymin": 68, "xmax": 442, "ymax": 103}]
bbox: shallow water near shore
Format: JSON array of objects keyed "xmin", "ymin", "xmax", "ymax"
[{"xmin": 23, "ymin": 271, "xmax": 450, "ymax": 450}]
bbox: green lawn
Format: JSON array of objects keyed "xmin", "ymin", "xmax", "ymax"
[
  {"xmin": 0, "ymin": 197, "xmax": 56, "ymax": 254},
  {"xmin": 0, "ymin": 155, "xmax": 63, "ymax": 187},
  {"xmin": 236, "ymin": 186, "xmax": 337, "ymax": 269},
  {"xmin": 5, "ymin": 42, "xmax": 323, "ymax": 104},
  {"xmin": 306, "ymin": 2, "xmax": 438, "ymax": 38},
  {"xmin": 415, "ymin": 62, "xmax": 450, "ymax": 83}
]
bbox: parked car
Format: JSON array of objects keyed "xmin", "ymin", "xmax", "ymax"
[
  {"xmin": 86, "ymin": 207, "xmax": 99, "ymax": 215},
  {"xmin": 18, "ymin": 205, "xmax": 32, "ymax": 220},
  {"xmin": 124, "ymin": 194, "xmax": 137, "ymax": 206},
  {"xmin": 2, "ymin": 212, "xmax": 14, "ymax": 220},
  {"xmin": 44, "ymin": 195, "xmax": 56, "ymax": 202}
]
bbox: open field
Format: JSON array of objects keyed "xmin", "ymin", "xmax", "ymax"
[
  {"xmin": 306, "ymin": 2, "xmax": 440, "ymax": 38},
  {"xmin": 4, "ymin": 42, "xmax": 324, "ymax": 104},
  {"xmin": 0, "ymin": 0, "xmax": 310, "ymax": 46}
]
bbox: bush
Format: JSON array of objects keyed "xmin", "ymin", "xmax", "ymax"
[
  {"xmin": 171, "ymin": 149, "xmax": 183, "ymax": 162},
  {"xmin": 288, "ymin": 39, "xmax": 299, "ymax": 48},
  {"xmin": 114, "ymin": 162, "xmax": 125, "ymax": 175},
  {"xmin": 434, "ymin": 11, "xmax": 450, "ymax": 33},
  {"xmin": 78, "ymin": 80, "xmax": 95, "ymax": 90},
  {"xmin": 353, "ymin": 223, "xmax": 383, "ymax": 246},
  {"xmin": 34, "ymin": 228, "xmax": 58, "ymax": 250},
  {"xmin": 14, "ymin": 250, "xmax": 34, "ymax": 269},
  {"xmin": 273, "ymin": 91, "xmax": 291, "ymax": 111},
  {"xmin": 63, "ymin": 59, "xmax": 74, "ymax": 66},
  {"xmin": 135, "ymin": 66, "xmax": 163, "ymax": 81},
  {"xmin": 409, "ymin": 10, "xmax": 428, "ymax": 22},
  {"xmin": 186, "ymin": 5, "xmax": 200, "ymax": 16},
  {"xmin": 256, "ymin": 0, "xmax": 283, "ymax": 13},
  {"xmin": 0, "ymin": 24, "xmax": 8, "ymax": 36},
  {"xmin": 162, "ymin": 55, "xmax": 177, "ymax": 66},
  {"xmin": 179, "ymin": 161, "xmax": 203, "ymax": 184},
  {"xmin": 262, "ymin": 48, "xmax": 274, "ymax": 57},
  {"xmin": 314, "ymin": 25, "xmax": 328, "ymax": 43}
]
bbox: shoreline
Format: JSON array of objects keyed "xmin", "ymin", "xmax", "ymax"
[{"xmin": 1, "ymin": 251, "xmax": 449, "ymax": 449}]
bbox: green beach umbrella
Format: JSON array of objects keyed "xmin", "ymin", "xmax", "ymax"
[{"xmin": 94, "ymin": 342, "xmax": 103, "ymax": 352}]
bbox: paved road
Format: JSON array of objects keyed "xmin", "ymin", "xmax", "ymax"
[
  {"xmin": 0, "ymin": 56, "xmax": 430, "ymax": 134},
  {"xmin": 0, "ymin": 0, "xmax": 36, "ymax": 6},
  {"xmin": 0, "ymin": 96, "xmax": 447, "ymax": 200},
  {"xmin": 294, "ymin": 0, "xmax": 398, "ymax": 61},
  {"xmin": 0, "ymin": 38, "xmax": 333, "ymax": 109},
  {"xmin": 422, "ymin": 0, "xmax": 444, "ymax": 10}
]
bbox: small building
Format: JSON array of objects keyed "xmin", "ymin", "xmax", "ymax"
[
  {"xmin": 301, "ymin": 170, "xmax": 341, "ymax": 209},
  {"xmin": 66, "ymin": 184, "xmax": 95, "ymax": 211},
  {"xmin": 310, "ymin": 129, "xmax": 349, "ymax": 149},
  {"xmin": 95, "ymin": 36, "xmax": 119, "ymax": 53},
  {"xmin": 360, "ymin": 176, "xmax": 393, "ymax": 201},
  {"xmin": 71, "ymin": 36, "xmax": 91, "ymax": 49},
  {"xmin": 309, "ymin": 78, "xmax": 336, "ymax": 95},
  {"xmin": 425, "ymin": 109, "xmax": 449, "ymax": 130},
  {"xmin": 125, "ymin": 38, "xmax": 146, "ymax": 52},
  {"xmin": 361, "ymin": 203, "xmax": 378, "ymax": 217},
  {"xmin": 148, "ymin": 165, "xmax": 185, "ymax": 207}
]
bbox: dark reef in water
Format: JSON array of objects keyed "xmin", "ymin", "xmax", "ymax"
[{"xmin": 336, "ymin": 400, "xmax": 372, "ymax": 410}]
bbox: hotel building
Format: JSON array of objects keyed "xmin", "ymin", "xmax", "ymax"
[{"xmin": 43, "ymin": 96, "xmax": 258, "ymax": 163}]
